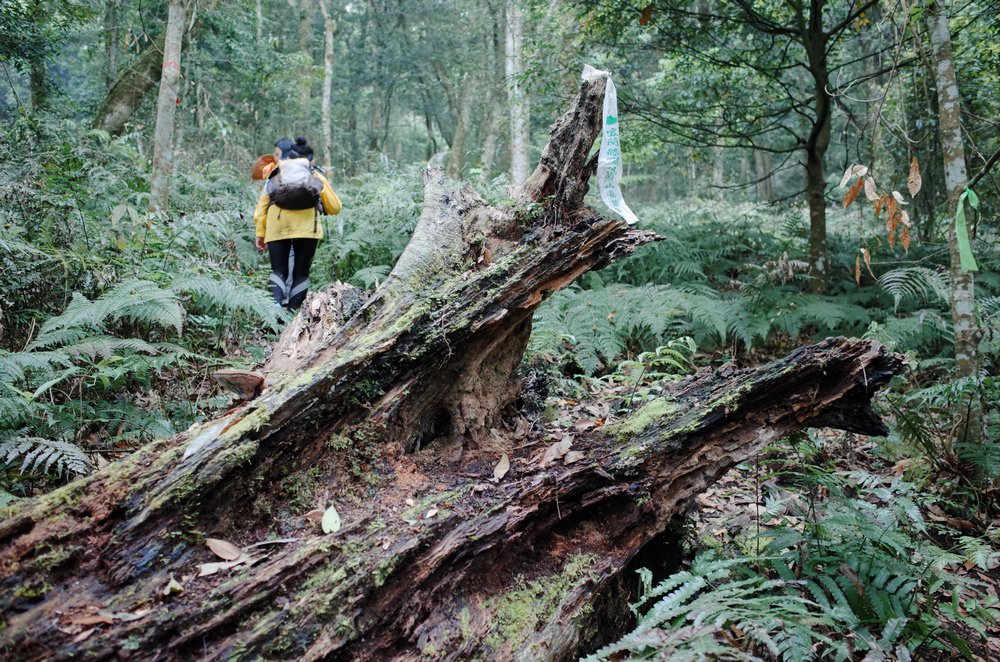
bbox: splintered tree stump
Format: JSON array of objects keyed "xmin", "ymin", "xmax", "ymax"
[{"xmin": 0, "ymin": 70, "xmax": 906, "ymax": 661}]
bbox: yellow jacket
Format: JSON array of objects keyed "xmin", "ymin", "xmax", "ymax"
[{"xmin": 253, "ymin": 171, "xmax": 342, "ymax": 242}]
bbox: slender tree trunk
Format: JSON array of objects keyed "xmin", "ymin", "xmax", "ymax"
[
  {"xmin": 256, "ymin": 0, "xmax": 264, "ymax": 42},
  {"xmin": 103, "ymin": 0, "xmax": 122, "ymax": 91},
  {"xmin": 149, "ymin": 0, "xmax": 186, "ymax": 213},
  {"xmin": 439, "ymin": 72, "xmax": 470, "ymax": 179},
  {"xmin": 927, "ymin": 5, "xmax": 979, "ymax": 386},
  {"xmin": 711, "ymin": 147, "xmax": 725, "ymax": 200},
  {"xmin": 298, "ymin": 0, "xmax": 313, "ymax": 106},
  {"xmin": 480, "ymin": 102, "xmax": 499, "ymax": 175},
  {"xmin": 319, "ymin": 0, "xmax": 336, "ymax": 169},
  {"xmin": 804, "ymin": 17, "xmax": 832, "ymax": 295},
  {"xmin": 28, "ymin": 59, "xmax": 45, "ymax": 110},
  {"xmin": 505, "ymin": 0, "xmax": 530, "ymax": 186},
  {"xmin": 480, "ymin": 3, "xmax": 503, "ymax": 175},
  {"xmin": 369, "ymin": 83, "xmax": 384, "ymax": 152},
  {"xmin": 754, "ymin": 149, "xmax": 773, "ymax": 202},
  {"xmin": 739, "ymin": 152, "xmax": 750, "ymax": 198}
]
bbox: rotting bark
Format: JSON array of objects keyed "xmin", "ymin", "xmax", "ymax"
[{"xmin": 0, "ymin": 73, "xmax": 905, "ymax": 661}]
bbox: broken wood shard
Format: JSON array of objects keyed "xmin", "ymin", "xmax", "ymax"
[{"xmin": 0, "ymin": 69, "xmax": 905, "ymax": 661}]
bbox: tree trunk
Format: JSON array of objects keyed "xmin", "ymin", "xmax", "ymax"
[
  {"xmin": 319, "ymin": 0, "xmax": 336, "ymax": 170},
  {"xmin": 0, "ymin": 76, "xmax": 904, "ymax": 661},
  {"xmin": 256, "ymin": 0, "xmax": 264, "ymax": 43},
  {"xmin": 926, "ymin": 4, "xmax": 978, "ymax": 381},
  {"xmin": 804, "ymin": 17, "xmax": 832, "ymax": 295},
  {"xmin": 753, "ymin": 149, "xmax": 773, "ymax": 202},
  {"xmin": 148, "ymin": 0, "xmax": 186, "ymax": 213},
  {"xmin": 505, "ymin": 0, "xmax": 530, "ymax": 186},
  {"xmin": 103, "ymin": 0, "xmax": 122, "ymax": 91},
  {"xmin": 93, "ymin": 32, "xmax": 167, "ymax": 135},
  {"xmin": 711, "ymin": 146, "xmax": 725, "ymax": 200},
  {"xmin": 298, "ymin": 0, "xmax": 313, "ymax": 107},
  {"xmin": 28, "ymin": 57, "xmax": 45, "ymax": 111},
  {"xmin": 441, "ymin": 73, "xmax": 470, "ymax": 179}
]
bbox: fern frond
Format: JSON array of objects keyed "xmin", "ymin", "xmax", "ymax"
[
  {"xmin": 171, "ymin": 274, "xmax": 278, "ymax": 327},
  {"xmin": 878, "ymin": 267, "xmax": 950, "ymax": 312},
  {"xmin": 37, "ymin": 279, "xmax": 184, "ymax": 338},
  {"xmin": 0, "ymin": 435, "xmax": 92, "ymax": 477}
]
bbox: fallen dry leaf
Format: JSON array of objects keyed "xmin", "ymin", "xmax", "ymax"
[
  {"xmin": 98, "ymin": 608, "xmax": 152, "ymax": 623},
  {"xmin": 540, "ymin": 436, "xmax": 573, "ymax": 468},
  {"xmin": 304, "ymin": 509, "xmax": 325, "ymax": 523},
  {"xmin": 321, "ymin": 505, "xmax": 342, "ymax": 534},
  {"xmin": 68, "ymin": 613, "xmax": 115, "ymax": 626},
  {"xmin": 425, "ymin": 508, "xmax": 439, "ymax": 519},
  {"xmin": 198, "ymin": 556, "xmax": 248, "ymax": 577},
  {"xmin": 493, "ymin": 453, "xmax": 511, "ymax": 481},
  {"xmin": 72, "ymin": 627, "xmax": 97, "ymax": 643},
  {"xmin": 206, "ymin": 538, "xmax": 242, "ymax": 561},
  {"xmin": 162, "ymin": 576, "xmax": 184, "ymax": 597},
  {"xmin": 563, "ymin": 450, "xmax": 585, "ymax": 465}
]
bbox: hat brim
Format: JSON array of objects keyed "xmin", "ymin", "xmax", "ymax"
[{"xmin": 251, "ymin": 154, "xmax": 277, "ymax": 180}]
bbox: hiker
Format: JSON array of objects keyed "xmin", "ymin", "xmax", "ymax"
[{"xmin": 254, "ymin": 136, "xmax": 342, "ymax": 310}]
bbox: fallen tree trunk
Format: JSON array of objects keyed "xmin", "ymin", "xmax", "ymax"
[{"xmin": 0, "ymin": 72, "xmax": 905, "ymax": 661}]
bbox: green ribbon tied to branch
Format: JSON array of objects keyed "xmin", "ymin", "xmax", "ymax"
[{"xmin": 955, "ymin": 187, "xmax": 980, "ymax": 273}]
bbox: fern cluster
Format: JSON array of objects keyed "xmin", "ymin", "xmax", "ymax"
[{"xmin": 590, "ymin": 470, "xmax": 1000, "ymax": 661}]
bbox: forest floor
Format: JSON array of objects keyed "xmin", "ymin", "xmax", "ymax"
[{"xmin": 690, "ymin": 431, "xmax": 1000, "ymax": 661}]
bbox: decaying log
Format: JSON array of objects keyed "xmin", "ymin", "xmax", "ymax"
[{"xmin": 0, "ymin": 69, "xmax": 905, "ymax": 661}]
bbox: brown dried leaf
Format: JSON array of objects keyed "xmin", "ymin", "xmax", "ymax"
[
  {"xmin": 908, "ymin": 156, "xmax": 922, "ymax": 196},
  {"xmin": 899, "ymin": 210, "xmax": 910, "ymax": 227},
  {"xmin": 197, "ymin": 556, "xmax": 251, "ymax": 577},
  {"xmin": 639, "ymin": 4, "xmax": 652, "ymax": 25},
  {"xmin": 206, "ymin": 538, "xmax": 242, "ymax": 561},
  {"xmin": 564, "ymin": 450, "xmax": 585, "ymax": 465},
  {"xmin": 901, "ymin": 224, "xmax": 911, "ymax": 252},
  {"xmin": 874, "ymin": 195, "xmax": 886, "ymax": 217},
  {"xmin": 886, "ymin": 195, "xmax": 898, "ymax": 220},
  {"xmin": 864, "ymin": 176, "xmax": 877, "ymax": 202},
  {"xmin": 68, "ymin": 614, "xmax": 115, "ymax": 626},
  {"xmin": 862, "ymin": 248, "xmax": 875, "ymax": 279},
  {"xmin": 493, "ymin": 453, "xmax": 510, "ymax": 481},
  {"xmin": 98, "ymin": 608, "xmax": 152, "ymax": 623},
  {"xmin": 304, "ymin": 509, "xmax": 325, "ymax": 522},
  {"xmin": 855, "ymin": 255, "xmax": 861, "ymax": 285},
  {"xmin": 482, "ymin": 247, "xmax": 492, "ymax": 265},
  {"xmin": 540, "ymin": 436, "xmax": 573, "ymax": 468},
  {"xmin": 843, "ymin": 178, "xmax": 864, "ymax": 208},
  {"xmin": 72, "ymin": 628, "xmax": 97, "ymax": 643}
]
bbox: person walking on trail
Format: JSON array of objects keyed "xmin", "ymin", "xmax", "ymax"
[{"xmin": 254, "ymin": 136, "xmax": 342, "ymax": 310}]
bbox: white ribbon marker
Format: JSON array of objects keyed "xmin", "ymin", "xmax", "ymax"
[{"xmin": 582, "ymin": 65, "xmax": 639, "ymax": 226}]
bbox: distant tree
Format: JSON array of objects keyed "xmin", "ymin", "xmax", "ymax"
[
  {"xmin": 149, "ymin": 0, "xmax": 187, "ymax": 212},
  {"xmin": 925, "ymin": 1, "xmax": 983, "ymax": 446},
  {"xmin": 578, "ymin": 0, "xmax": 886, "ymax": 293},
  {"xmin": 506, "ymin": 0, "xmax": 530, "ymax": 185}
]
